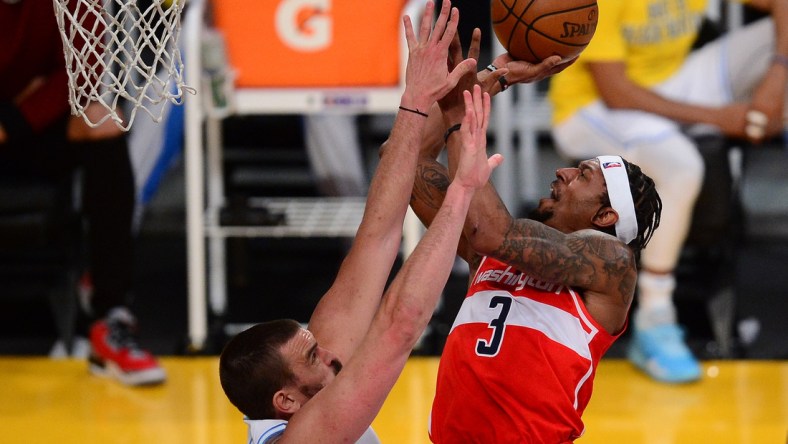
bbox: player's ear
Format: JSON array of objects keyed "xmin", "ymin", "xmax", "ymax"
[
  {"xmin": 273, "ymin": 388, "xmax": 301, "ymax": 417},
  {"xmin": 592, "ymin": 206, "xmax": 618, "ymax": 230}
]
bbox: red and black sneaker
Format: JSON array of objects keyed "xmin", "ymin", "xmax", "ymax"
[{"xmin": 89, "ymin": 307, "xmax": 166, "ymax": 386}]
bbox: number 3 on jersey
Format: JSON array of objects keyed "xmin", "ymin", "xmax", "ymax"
[{"xmin": 476, "ymin": 295, "xmax": 512, "ymax": 356}]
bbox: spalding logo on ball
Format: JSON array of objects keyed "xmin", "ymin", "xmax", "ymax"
[{"xmin": 491, "ymin": 0, "xmax": 598, "ymax": 63}]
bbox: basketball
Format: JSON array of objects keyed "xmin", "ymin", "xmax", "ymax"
[{"xmin": 491, "ymin": 0, "xmax": 599, "ymax": 63}]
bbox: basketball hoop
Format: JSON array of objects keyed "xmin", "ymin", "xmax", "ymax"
[{"xmin": 52, "ymin": 0, "xmax": 194, "ymax": 131}]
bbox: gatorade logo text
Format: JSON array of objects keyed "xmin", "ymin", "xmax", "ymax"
[{"xmin": 275, "ymin": 0, "xmax": 332, "ymax": 51}]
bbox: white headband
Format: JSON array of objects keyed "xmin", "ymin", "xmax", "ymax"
[{"xmin": 597, "ymin": 156, "xmax": 637, "ymax": 244}]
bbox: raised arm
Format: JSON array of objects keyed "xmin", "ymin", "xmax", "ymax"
[
  {"xmin": 410, "ymin": 28, "xmax": 570, "ymax": 270},
  {"xmin": 410, "ymin": 28, "xmax": 507, "ymax": 268},
  {"xmin": 284, "ymin": 85, "xmax": 501, "ymax": 444},
  {"xmin": 307, "ymin": 0, "xmax": 476, "ymax": 364}
]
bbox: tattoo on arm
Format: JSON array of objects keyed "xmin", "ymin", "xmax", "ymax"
[
  {"xmin": 413, "ymin": 161, "xmax": 450, "ymax": 211},
  {"xmin": 492, "ymin": 221, "xmax": 633, "ymax": 294},
  {"xmin": 611, "ymin": 257, "xmax": 636, "ymax": 304}
]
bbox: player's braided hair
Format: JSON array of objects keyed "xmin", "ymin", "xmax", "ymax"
[{"xmin": 599, "ymin": 158, "xmax": 661, "ymax": 254}]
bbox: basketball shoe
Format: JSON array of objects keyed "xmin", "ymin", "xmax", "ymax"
[
  {"xmin": 628, "ymin": 311, "xmax": 702, "ymax": 384},
  {"xmin": 89, "ymin": 307, "xmax": 166, "ymax": 386}
]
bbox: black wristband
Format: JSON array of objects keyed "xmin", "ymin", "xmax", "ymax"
[
  {"xmin": 398, "ymin": 105, "xmax": 429, "ymax": 118},
  {"xmin": 443, "ymin": 123, "xmax": 461, "ymax": 144}
]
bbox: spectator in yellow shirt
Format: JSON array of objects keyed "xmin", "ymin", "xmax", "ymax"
[{"xmin": 548, "ymin": 0, "xmax": 787, "ymax": 383}]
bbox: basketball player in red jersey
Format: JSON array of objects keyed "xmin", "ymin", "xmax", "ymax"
[
  {"xmin": 216, "ymin": 1, "xmax": 565, "ymax": 441},
  {"xmin": 409, "ymin": 33, "xmax": 663, "ymax": 442}
]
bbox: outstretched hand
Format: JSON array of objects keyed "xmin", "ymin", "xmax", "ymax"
[
  {"xmin": 439, "ymin": 28, "xmax": 508, "ymax": 122},
  {"xmin": 489, "ymin": 52, "xmax": 575, "ymax": 86},
  {"xmin": 453, "ymin": 84, "xmax": 504, "ymax": 191},
  {"xmin": 401, "ymin": 0, "xmax": 478, "ymax": 111},
  {"xmin": 436, "ymin": 25, "xmax": 570, "ymax": 122}
]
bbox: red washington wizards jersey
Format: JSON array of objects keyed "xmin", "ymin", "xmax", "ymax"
[{"xmin": 429, "ymin": 256, "xmax": 624, "ymax": 443}]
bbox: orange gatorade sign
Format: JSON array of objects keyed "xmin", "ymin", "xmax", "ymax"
[{"xmin": 212, "ymin": 0, "xmax": 406, "ymax": 88}]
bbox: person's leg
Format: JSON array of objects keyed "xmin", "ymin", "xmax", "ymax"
[
  {"xmin": 632, "ymin": 135, "xmax": 705, "ymax": 276},
  {"xmin": 77, "ymin": 135, "xmax": 135, "ymax": 317},
  {"xmin": 721, "ymin": 18, "xmax": 778, "ymax": 105},
  {"xmin": 661, "ymin": 18, "xmax": 785, "ymax": 125},
  {"xmin": 719, "ymin": 17, "xmax": 788, "ymax": 133},
  {"xmin": 631, "ymin": 133, "xmax": 704, "ymax": 329},
  {"xmin": 74, "ymin": 132, "xmax": 166, "ymax": 386}
]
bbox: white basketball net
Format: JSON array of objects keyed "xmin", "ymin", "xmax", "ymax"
[{"xmin": 52, "ymin": 0, "xmax": 194, "ymax": 131}]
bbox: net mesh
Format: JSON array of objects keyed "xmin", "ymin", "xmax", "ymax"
[{"xmin": 52, "ymin": 0, "xmax": 193, "ymax": 130}]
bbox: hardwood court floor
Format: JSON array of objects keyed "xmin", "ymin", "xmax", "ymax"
[{"xmin": 0, "ymin": 357, "xmax": 785, "ymax": 444}]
